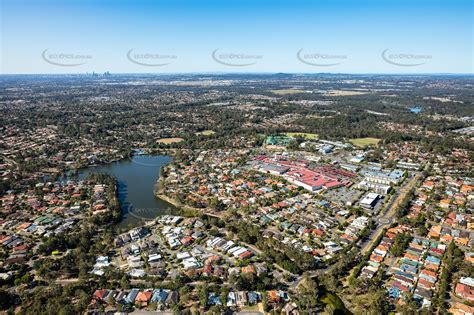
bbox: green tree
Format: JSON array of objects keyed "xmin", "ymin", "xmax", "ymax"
[{"xmin": 295, "ymin": 273, "xmax": 320, "ymax": 312}]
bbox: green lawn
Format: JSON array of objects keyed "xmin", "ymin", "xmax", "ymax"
[
  {"xmin": 285, "ymin": 132, "xmax": 319, "ymax": 139},
  {"xmin": 349, "ymin": 137, "xmax": 381, "ymax": 148},
  {"xmin": 196, "ymin": 130, "xmax": 216, "ymax": 136}
]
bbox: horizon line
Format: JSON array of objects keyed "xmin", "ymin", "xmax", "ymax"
[{"xmin": 1, "ymin": 72, "xmax": 473, "ymax": 76}]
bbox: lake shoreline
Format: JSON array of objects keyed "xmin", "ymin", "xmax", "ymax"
[{"xmin": 72, "ymin": 155, "xmax": 176, "ymax": 229}]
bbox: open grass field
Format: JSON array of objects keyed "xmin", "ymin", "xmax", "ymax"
[
  {"xmin": 196, "ymin": 130, "xmax": 216, "ymax": 136},
  {"xmin": 270, "ymin": 89, "xmax": 307, "ymax": 95},
  {"xmin": 157, "ymin": 137, "xmax": 184, "ymax": 144},
  {"xmin": 349, "ymin": 137, "xmax": 381, "ymax": 148},
  {"xmin": 323, "ymin": 90, "xmax": 368, "ymax": 96},
  {"xmin": 285, "ymin": 132, "xmax": 319, "ymax": 139}
]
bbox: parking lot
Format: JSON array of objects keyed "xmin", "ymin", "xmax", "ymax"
[{"xmin": 324, "ymin": 186, "xmax": 364, "ymax": 207}]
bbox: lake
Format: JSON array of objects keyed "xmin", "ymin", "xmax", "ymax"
[{"xmin": 73, "ymin": 155, "xmax": 176, "ymax": 229}]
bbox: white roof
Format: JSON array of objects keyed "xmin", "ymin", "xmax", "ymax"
[
  {"xmin": 227, "ymin": 246, "xmax": 242, "ymax": 254},
  {"xmin": 176, "ymin": 252, "xmax": 191, "ymax": 260},
  {"xmin": 91, "ymin": 268, "xmax": 105, "ymax": 276},
  {"xmin": 460, "ymin": 277, "xmax": 474, "ymax": 287},
  {"xmin": 182, "ymin": 257, "xmax": 200, "ymax": 269},
  {"xmin": 148, "ymin": 254, "xmax": 161, "ymax": 262},
  {"xmin": 232, "ymin": 247, "xmax": 248, "ymax": 257},
  {"xmin": 129, "ymin": 269, "xmax": 146, "ymax": 277},
  {"xmin": 360, "ymin": 193, "xmax": 379, "ymax": 205}
]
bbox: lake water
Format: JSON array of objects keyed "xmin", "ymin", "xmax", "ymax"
[
  {"xmin": 74, "ymin": 155, "xmax": 176, "ymax": 229},
  {"xmin": 409, "ymin": 106, "xmax": 422, "ymax": 114}
]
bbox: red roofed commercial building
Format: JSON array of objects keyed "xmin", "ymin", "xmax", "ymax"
[
  {"xmin": 324, "ymin": 181, "xmax": 344, "ymax": 189},
  {"xmin": 286, "ymin": 169, "xmax": 342, "ymax": 192}
]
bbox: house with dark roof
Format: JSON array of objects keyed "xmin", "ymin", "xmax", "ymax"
[
  {"xmin": 151, "ymin": 289, "xmax": 168, "ymax": 304},
  {"xmin": 124, "ymin": 289, "xmax": 139, "ymax": 304},
  {"xmin": 165, "ymin": 291, "xmax": 178, "ymax": 306}
]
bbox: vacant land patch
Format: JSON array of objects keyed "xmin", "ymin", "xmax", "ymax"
[
  {"xmin": 323, "ymin": 90, "xmax": 368, "ymax": 96},
  {"xmin": 157, "ymin": 137, "xmax": 184, "ymax": 144},
  {"xmin": 350, "ymin": 137, "xmax": 381, "ymax": 148},
  {"xmin": 270, "ymin": 89, "xmax": 307, "ymax": 95},
  {"xmin": 285, "ymin": 132, "xmax": 319, "ymax": 139},
  {"xmin": 196, "ymin": 130, "xmax": 216, "ymax": 136}
]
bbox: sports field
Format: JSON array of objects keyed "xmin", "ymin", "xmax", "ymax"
[
  {"xmin": 285, "ymin": 132, "xmax": 319, "ymax": 139},
  {"xmin": 157, "ymin": 137, "xmax": 184, "ymax": 144},
  {"xmin": 349, "ymin": 137, "xmax": 381, "ymax": 148}
]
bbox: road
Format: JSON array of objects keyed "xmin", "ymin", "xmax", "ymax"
[
  {"xmin": 55, "ymin": 278, "xmax": 80, "ymax": 285},
  {"xmin": 53, "ymin": 172, "xmax": 421, "ymax": 296},
  {"xmin": 358, "ymin": 173, "xmax": 421, "ymax": 255}
]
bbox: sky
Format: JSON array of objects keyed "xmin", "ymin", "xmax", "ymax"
[{"xmin": 1, "ymin": 0, "xmax": 473, "ymax": 74}]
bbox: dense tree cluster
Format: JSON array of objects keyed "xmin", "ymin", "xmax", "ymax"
[{"xmin": 227, "ymin": 221, "xmax": 317, "ymax": 273}]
